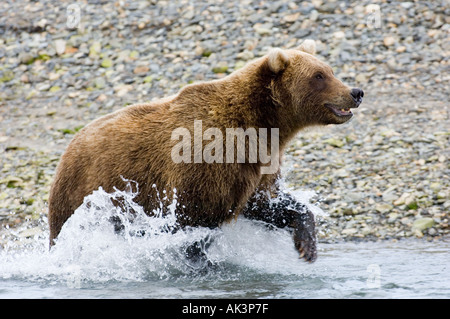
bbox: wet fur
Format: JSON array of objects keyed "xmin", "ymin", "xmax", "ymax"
[{"xmin": 49, "ymin": 40, "xmax": 360, "ymax": 262}]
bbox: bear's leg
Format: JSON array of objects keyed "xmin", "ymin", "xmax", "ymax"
[
  {"xmin": 291, "ymin": 207, "xmax": 317, "ymax": 262},
  {"xmin": 182, "ymin": 234, "xmax": 216, "ymax": 271},
  {"xmin": 243, "ymin": 192, "xmax": 317, "ymax": 262}
]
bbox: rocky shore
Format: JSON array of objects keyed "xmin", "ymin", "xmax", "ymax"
[{"xmin": 0, "ymin": 0, "xmax": 448, "ymax": 245}]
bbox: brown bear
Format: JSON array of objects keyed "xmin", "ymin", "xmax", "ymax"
[{"xmin": 48, "ymin": 39, "xmax": 363, "ymax": 262}]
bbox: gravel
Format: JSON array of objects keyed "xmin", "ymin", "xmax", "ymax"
[{"xmin": 0, "ymin": 0, "xmax": 448, "ymax": 246}]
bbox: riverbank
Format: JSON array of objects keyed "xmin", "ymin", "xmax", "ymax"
[{"xmin": 0, "ymin": 0, "xmax": 448, "ymax": 245}]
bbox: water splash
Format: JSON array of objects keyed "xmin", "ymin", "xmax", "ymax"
[
  {"xmin": 1, "ymin": 185, "xmax": 448, "ymax": 298},
  {"xmin": 0, "ymin": 181, "xmax": 321, "ymax": 287}
]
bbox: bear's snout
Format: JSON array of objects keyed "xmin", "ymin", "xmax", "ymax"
[{"xmin": 350, "ymin": 88, "xmax": 364, "ymax": 107}]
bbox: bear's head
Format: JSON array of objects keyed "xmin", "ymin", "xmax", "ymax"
[{"xmin": 266, "ymin": 40, "xmax": 363, "ymax": 127}]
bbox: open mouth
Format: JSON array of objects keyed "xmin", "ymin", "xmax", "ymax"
[{"xmin": 324, "ymin": 104, "xmax": 353, "ymax": 117}]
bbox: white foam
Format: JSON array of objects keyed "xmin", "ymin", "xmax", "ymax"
[{"xmin": 0, "ymin": 182, "xmax": 323, "ymax": 284}]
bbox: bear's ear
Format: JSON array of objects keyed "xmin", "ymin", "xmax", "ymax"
[
  {"xmin": 297, "ymin": 39, "xmax": 316, "ymax": 55},
  {"xmin": 267, "ymin": 48, "xmax": 289, "ymax": 74}
]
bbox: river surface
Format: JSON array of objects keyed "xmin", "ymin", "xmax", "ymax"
[{"xmin": 0, "ymin": 187, "xmax": 448, "ymax": 299}]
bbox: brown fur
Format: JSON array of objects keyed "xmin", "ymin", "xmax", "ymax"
[{"xmin": 48, "ymin": 40, "xmax": 360, "ymax": 245}]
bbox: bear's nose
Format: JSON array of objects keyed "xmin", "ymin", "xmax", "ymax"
[
  {"xmin": 350, "ymin": 88, "xmax": 364, "ymax": 105},
  {"xmin": 350, "ymin": 88, "xmax": 364, "ymax": 100}
]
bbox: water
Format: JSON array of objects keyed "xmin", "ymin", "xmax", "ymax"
[{"xmin": 0, "ymin": 187, "xmax": 449, "ymax": 299}]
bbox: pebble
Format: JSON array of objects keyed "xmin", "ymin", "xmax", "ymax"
[
  {"xmin": 412, "ymin": 218, "xmax": 435, "ymax": 232},
  {"xmin": 341, "ymin": 228, "xmax": 358, "ymax": 236},
  {"xmin": 94, "ymin": 78, "xmax": 106, "ymax": 89},
  {"xmin": 19, "ymin": 52, "xmax": 34, "ymax": 65},
  {"xmin": 101, "ymin": 58, "xmax": 113, "ymax": 68},
  {"xmin": 212, "ymin": 62, "xmax": 229, "ymax": 74},
  {"xmin": 114, "ymin": 84, "xmax": 133, "ymax": 97},
  {"xmin": 133, "ymin": 65, "xmax": 150, "ymax": 75},
  {"xmin": 54, "ymin": 39, "xmax": 66, "ymax": 56},
  {"xmin": 253, "ymin": 23, "xmax": 273, "ymax": 36},
  {"xmin": 375, "ymin": 203, "xmax": 393, "ymax": 214},
  {"xmin": 383, "ymin": 36, "xmax": 396, "ymax": 47},
  {"xmin": 324, "ymin": 138, "xmax": 345, "ymax": 148},
  {"xmin": 309, "ymin": 10, "xmax": 319, "ymax": 22},
  {"xmin": 18, "ymin": 226, "xmax": 43, "ymax": 238}
]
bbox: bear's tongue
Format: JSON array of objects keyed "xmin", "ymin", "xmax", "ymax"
[
  {"xmin": 325, "ymin": 104, "xmax": 352, "ymax": 117},
  {"xmin": 335, "ymin": 108, "xmax": 351, "ymax": 116}
]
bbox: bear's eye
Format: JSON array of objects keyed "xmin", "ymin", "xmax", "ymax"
[{"xmin": 315, "ymin": 73, "xmax": 324, "ymax": 80}]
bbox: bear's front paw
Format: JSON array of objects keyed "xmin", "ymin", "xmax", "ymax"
[{"xmin": 292, "ymin": 210, "xmax": 317, "ymax": 262}]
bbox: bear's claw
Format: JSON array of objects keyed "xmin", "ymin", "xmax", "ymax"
[
  {"xmin": 293, "ymin": 210, "xmax": 317, "ymax": 262},
  {"xmin": 295, "ymin": 236, "xmax": 317, "ymax": 262}
]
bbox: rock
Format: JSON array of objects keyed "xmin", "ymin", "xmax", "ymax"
[
  {"xmin": 404, "ymin": 195, "xmax": 417, "ymax": 210},
  {"xmin": 133, "ymin": 65, "xmax": 150, "ymax": 75},
  {"xmin": 237, "ymin": 50, "xmax": 254, "ymax": 61},
  {"xmin": 400, "ymin": 2, "xmax": 414, "ymax": 9},
  {"xmin": 309, "ymin": 10, "xmax": 319, "ymax": 22},
  {"xmin": 284, "ymin": 12, "xmax": 300, "ymax": 23},
  {"xmin": 346, "ymin": 192, "xmax": 365, "ymax": 203},
  {"xmin": 253, "ymin": 23, "xmax": 273, "ymax": 36},
  {"xmin": 49, "ymin": 86, "xmax": 61, "ymax": 93},
  {"xmin": 19, "ymin": 52, "xmax": 35, "ymax": 65},
  {"xmin": 413, "ymin": 229, "xmax": 424, "ymax": 238},
  {"xmin": 129, "ymin": 50, "xmax": 139, "ymax": 60},
  {"xmin": 182, "ymin": 8, "xmax": 195, "ymax": 20},
  {"xmin": 436, "ymin": 191, "xmax": 448, "ymax": 200},
  {"xmin": 318, "ymin": 2, "xmax": 338, "ymax": 13},
  {"xmin": 386, "ymin": 58, "xmax": 398, "ymax": 71},
  {"xmin": 37, "ymin": 83, "xmax": 51, "ymax": 91},
  {"xmin": 48, "ymin": 72, "xmax": 60, "ymax": 81},
  {"xmin": 443, "ymin": 200, "xmax": 450, "ymax": 210},
  {"xmin": 341, "ymin": 228, "xmax": 358, "ymax": 236},
  {"xmin": 430, "ymin": 182, "xmax": 442, "ymax": 193},
  {"xmin": 365, "ymin": 4, "xmax": 380, "ymax": 14},
  {"xmin": 114, "ymin": 84, "xmax": 132, "ymax": 97},
  {"xmin": 382, "ymin": 188, "xmax": 397, "ymax": 203},
  {"xmin": 0, "ymin": 176, "xmax": 23, "ymax": 188},
  {"xmin": 96, "ymin": 93, "xmax": 107, "ymax": 102},
  {"xmin": 334, "ymin": 168, "xmax": 349, "ymax": 178},
  {"xmin": 361, "ymin": 227, "xmax": 372, "ymax": 236},
  {"xmin": 94, "ymin": 77, "xmax": 106, "ymax": 89},
  {"xmin": 355, "ymin": 73, "xmax": 367, "ymax": 83},
  {"xmin": 324, "ymin": 138, "xmax": 344, "ymax": 148},
  {"xmin": 333, "ymin": 31, "xmax": 346, "ymax": 40},
  {"xmin": 54, "ymin": 39, "xmax": 66, "ymax": 55},
  {"xmin": 412, "ymin": 218, "xmax": 435, "ymax": 232},
  {"xmin": 212, "ymin": 62, "xmax": 229, "ymax": 74},
  {"xmin": 342, "ymin": 208, "xmax": 356, "ymax": 216},
  {"xmin": 383, "ymin": 36, "xmax": 396, "ymax": 47},
  {"xmin": 394, "ymin": 192, "xmax": 410, "ymax": 206},
  {"xmin": 36, "ymin": 18, "xmax": 47, "ymax": 30},
  {"xmin": 396, "ymin": 46, "xmax": 407, "ymax": 53},
  {"xmin": 18, "ymin": 227, "xmax": 42, "ymax": 238},
  {"xmin": 101, "ymin": 58, "xmax": 113, "ymax": 68},
  {"xmin": 375, "ymin": 203, "xmax": 393, "ymax": 214},
  {"xmin": 26, "ymin": 89, "xmax": 38, "ymax": 100},
  {"xmin": 89, "ymin": 41, "xmax": 102, "ymax": 57},
  {"xmin": 0, "ymin": 70, "xmax": 14, "ymax": 82},
  {"xmin": 387, "ymin": 212, "xmax": 399, "ymax": 224},
  {"xmin": 234, "ymin": 61, "xmax": 246, "ymax": 70},
  {"xmin": 65, "ymin": 46, "xmax": 78, "ymax": 55},
  {"xmin": 143, "ymin": 75, "xmax": 153, "ymax": 83}
]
